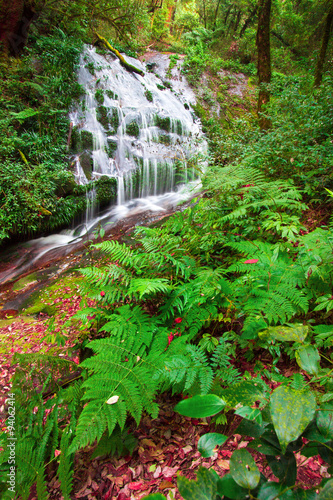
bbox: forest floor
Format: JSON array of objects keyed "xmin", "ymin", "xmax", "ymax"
[
  {"xmin": 0, "ymin": 206, "xmax": 330, "ymax": 499},
  {"xmin": 0, "ymin": 62, "xmax": 331, "ymax": 498}
]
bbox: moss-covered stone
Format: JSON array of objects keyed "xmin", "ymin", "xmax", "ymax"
[
  {"xmin": 96, "ymin": 105, "xmax": 109, "ymax": 129},
  {"xmin": 81, "ymin": 130, "xmax": 94, "ymax": 150},
  {"xmin": 155, "ymin": 115, "xmax": 171, "ymax": 132},
  {"xmin": 126, "ymin": 120, "xmax": 140, "ymax": 137},
  {"xmin": 145, "ymin": 89, "xmax": 153, "ymax": 102},
  {"xmin": 79, "ymin": 152, "xmax": 93, "ymax": 180},
  {"xmin": 106, "ymin": 90, "xmax": 118, "ymax": 100},
  {"xmin": 95, "ymin": 89, "xmax": 104, "ymax": 105},
  {"xmin": 110, "ymin": 109, "xmax": 119, "ymax": 131},
  {"xmin": 70, "ymin": 128, "xmax": 94, "ymax": 153},
  {"xmin": 158, "ymin": 134, "xmax": 171, "ymax": 145},
  {"xmin": 106, "ymin": 139, "xmax": 117, "ymax": 158},
  {"xmin": 54, "ymin": 172, "xmax": 77, "ymax": 197},
  {"xmin": 95, "ymin": 176, "xmax": 117, "ymax": 208}
]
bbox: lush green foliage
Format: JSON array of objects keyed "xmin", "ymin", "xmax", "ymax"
[{"xmin": 0, "ymin": 30, "xmax": 86, "ymax": 243}]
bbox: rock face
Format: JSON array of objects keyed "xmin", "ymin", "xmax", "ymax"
[{"xmin": 69, "ymin": 45, "xmax": 206, "ymax": 207}]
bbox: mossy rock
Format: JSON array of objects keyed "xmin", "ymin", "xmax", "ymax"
[
  {"xmin": 70, "ymin": 128, "xmax": 94, "ymax": 153},
  {"xmin": 12, "ymin": 273, "xmax": 39, "ymax": 292},
  {"xmin": 110, "ymin": 108, "xmax": 119, "ymax": 131},
  {"xmin": 24, "ymin": 301, "xmax": 57, "ymax": 317},
  {"xmin": 79, "ymin": 152, "xmax": 93, "ymax": 180},
  {"xmin": 155, "ymin": 115, "xmax": 171, "ymax": 132},
  {"xmin": 96, "ymin": 105, "xmax": 110, "ymax": 129},
  {"xmin": 105, "ymin": 90, "xmax": 118, "ymax": 100},
  {"xmin": 158, "ymin": 134, "xmax": 171, "ymax": 145},
  {"xmin": 126, "ymin": 120, "xmax": 140, "ymax": 137},
  {"xmin": 95, "ymin": 89, "xmax": 104, "ymax": 105},
  {"xmin": 54, "ymin": 172, "xmax": 77, "ymax": 197},
  {"xmin": 95, "ymin": 175, "xmax": 117, "ymax": 208},
  {"xmin": 85, "ymin": 62, "xmax": 95, "ymax": 75},
  {"xmin": 106, "ymin": 139, "xmax": 117, "ymax": 158},
  {"xmin": 145, "ymin": 89, "xmax": 153, "ymax": 102}
]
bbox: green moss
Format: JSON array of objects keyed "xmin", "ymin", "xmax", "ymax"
[
  {"xmin": 81, "ymin": 130, "xmax": 94, "ymax": 150},
  {"xmin": 158, "ymin": 134, "xmax": 171, "ymax": 145},
  {"xmin": 155, "ymin": 115, "xmax": 171, "ymax": 132},
  {"xmin": 85, "ymin": 62, "xmax": 95, "ymax": 75},
  {"xmin": 95, "ymin": 175, "xmax": 117, "ymax": 207},
  {"xmin": 95, "ymin": 89, "xmax": 104, "ymax": 105},
  {"xmin": 12, "ymin": 273, "xmax": 39, "ymax": 292},
  {"xmin": 176, "ymin": 119, "xmax": 182, "ymax": 135},
  {"xmin": 106, "ymin": 90, "xmax": 118, "ymax": 100},
  {"xmin": 106, "ymin": 139, "xmax": 117, "ymax": 158},
  {"xmin": 110, "ymin": 109, "xmax": 119, "ymax": 131},
  {"xmin": 96, "ymin": 106, "xmax": 109, "ymax": 129},
  {"xmin": 145, "ymin": 89, "xmax": 153, "ymax": 102},
  {"xmin": 157, "ymin": 83, "xmax": 166, "ymax": 91},
  {"xmin": 79, "ymin": 152, "xmax": 93, "ymax": 180},
  {"xmin": 126, "ymin": 120, "xmax": 140, "ymax": 137}
]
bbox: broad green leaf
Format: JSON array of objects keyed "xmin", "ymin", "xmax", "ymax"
[
  {"xmin": 296, "ymin": 345, "xmax": 320, "ymax": 375},
  {"xmin": 235, "ymin": 406, "xmax": 262, "ymax": 424},
  {"xmin": 248, "ymin": 438, "xmax": 280, "ymax": 455},
  {"xmin": 266, "ymin": 451, "xmax": 297, "ymax": 486},
  {"xmin": 318, "ymin": 440, "xmax": 333, "ymax": 465},
  {"xmin": 229, "ymin": 449, "xmax": 260, "ymax": 489},
  {"xmin": 259, "ymin": 324, "xmax": 308, "ymax": 343},
  {"xmin": 270, "ymin": 386, "xmax": 316, "ymax": 453},
  {"xmin": 144, "ymin": 495, "xmax": 166, "ymax": 500},
  {"xmin": 177, "ymin": 467, "xmax": 219, "ymax": 500},
  {"xmin": 198, "ymin": 433, "xmax": 227, "ymax": 458},
  {"xmin": 258, "ymin": 482, "xmax": 284, "ymax": 500},
  {"xmin": 318, "ymin": 479, "xmax": 333, "ymax": 499},
  {"xmin": 317, "ymin": 402, "xmax": 333, "ymax": 440},
  {"xmin": 294, "ymin": 489, "xmax": 318, "ymax": 500},
  {"xmin": 174, "ymin": 395, "xmax": 226, "ymax": 418},
  {"xmin": 220, "ymin": 380, "xmax": 267, "ymax": 408},
  {"xmin": 217, "ymin": 474, "xmax": 248, "ymax": 500},
  {"xmin": 236, "ymin": 418, "xmax": 266, "ymax": 438}
]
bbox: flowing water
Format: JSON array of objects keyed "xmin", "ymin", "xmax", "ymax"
[{"xmin": 0, "ymin": 47, "xmax": 207, "ymax": 285}]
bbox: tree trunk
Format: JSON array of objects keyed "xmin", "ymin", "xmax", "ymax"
[
  {"xmin": 271, "ymin": 30, "xmax": 300, "ymax": 56},
  {"xmin": 213, "ymin": 0, "xmax": 221, "ymax": 31},
  {"xmin": 0, "ymin": 0, "xmax": 37, "ymax": 56},
  {"xmin": 314, "ymin": 1, "xmax": 333, "ymax": 87},
  {"xmin": 240, "ymin": 6, "xmax": 257, "ymax": 37},
  {"xmin": 234, "ymin": 10, "xmax": 242, "ymax": 32},
  {"xmin": 256, "ymin": 0, "xmax": 272, "ymax": 130},
  {"xmin": 96, "ymin": 33, "xmax": 145, "ymax": 77}
]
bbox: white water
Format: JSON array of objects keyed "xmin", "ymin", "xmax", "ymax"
[{"xmin": 0, "ymin": 47, "xmax": 207, "ymax": 284}]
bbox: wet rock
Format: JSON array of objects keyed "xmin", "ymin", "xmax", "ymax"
[
  {"xmin": 106, "ymin": 138, "xmax": 118, "ymax": 158},
  {"xmin": 155, "ymin": 115, "xmax": 171, "ymax": 132},
  {"xmin": 96, "ymin": 105, "xmax": 109, "ymax": 130},
  {"xmin": 126, "ymin": 120, "xmax": 140, "ymax": 137},
  {"xmin": 70, "ymin": 128, "xmax": 94, "ymax": 153},
  {"xmin": 79, "ymin": 152, "xmax": 93, "ymax": 180},
  {"xmin": 95, "ymin": 176, "xmax": 117, "ymax": 208}
]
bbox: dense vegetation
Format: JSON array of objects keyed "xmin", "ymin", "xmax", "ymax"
[{"xmin": 1, "ymin": 0, "xmax": 333, "ymax": 498}]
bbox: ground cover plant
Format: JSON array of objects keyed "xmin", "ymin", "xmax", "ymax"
[{"xmin": 1, "ymin": 0, "xmax": 333, "ymax": 498}]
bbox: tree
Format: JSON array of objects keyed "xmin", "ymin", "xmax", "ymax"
[
  {"xmin": 0, "ymin": 0, "xmax": 38, "ymax": 55},
  {"xmin": 256, "ymin": 0, "xmax": 271, "ymax": 130},
  {"xmin": 314, "ymin": 0, "xmax": 333, "ymax": 86},
  {"xmin": 0, "ymin": 0, "xmax": 148, "ymax": 56}
]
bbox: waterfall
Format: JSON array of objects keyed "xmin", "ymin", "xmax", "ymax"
[
  {"xmin": 0, "ymin": 48, "xmax": 207, "ymax": 285},
  {"xmin": 69, "ymin": 46, "xmax": 206, "ymax": 212}
]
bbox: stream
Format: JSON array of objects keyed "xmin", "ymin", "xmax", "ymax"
[{"xmin": 0, "ymin": 48, "xmax": 206, "ymax": 301}]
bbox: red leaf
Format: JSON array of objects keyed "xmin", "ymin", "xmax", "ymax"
[
  {"xmin": 128, "ymin": 482, "xmax": 144, "ymax": 491},
  {"xmin": 244, "ymin": 259, "xmax": 259, "ymax": 264}
]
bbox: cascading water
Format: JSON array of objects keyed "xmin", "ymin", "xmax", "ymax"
[
  {"xmin": 0, "ymin": 47, "xmax": 207, "ymax": 284},
  {"xmin": 70, "ymin": 46, "xmax": 205, "ymax": 206}
]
